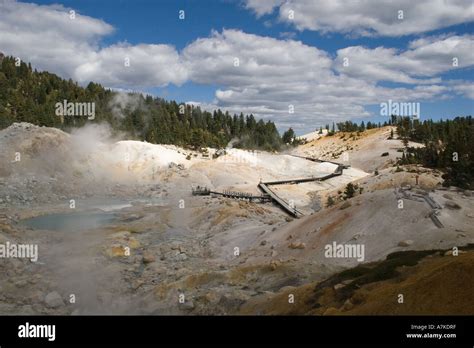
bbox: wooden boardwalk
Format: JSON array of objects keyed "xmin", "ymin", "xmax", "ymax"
[
  {"xmin": 215, "ymin": 190, "xmax": 272, "ymax": 202},
  {"xmin": 258, "ymin": 158, "xmax": 347, "ymax": 218},
  {"xmin": 193, "ymin": 156, "xmax": 348, "ymax": 218},
  {"xmin": 289, "ymin": 154, "xmax": 351, "ymax": 168},
  {"xmin": 261, "ymin": 168, "xmax": 343, "ymax": 186},
  {"xmin": 192, "ymin": 186, "xmax": 271, "ymax": 202},
  {"xmin": 258, "ymin": 183, "xmax": 304, "ymax": 218}
]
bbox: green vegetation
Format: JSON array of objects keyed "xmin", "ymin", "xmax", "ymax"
[
  {"xmin": 396, "ymin": 116, "xmax": 474, "ymax": 189},
  {"xmin": 335, "ymin": 120, "xmax": 387, "ymax": 132},
  {"xmin": 326, "ymin": 195, "xmax": 336, "ymax": 207},
  {"xmin": 312, "ymin": 249, "xmax": 442, "ymax": 304},
  {"xmin": 0, "ymin": 55, "xmax": 283, "ymax": 151},
  {"xmin": 343, "ymin": 183, "xmax": 356, "ymax": 199},
  {"xmin": 282, "ymin": 127, "xmax": 296, "ymax": 144}
]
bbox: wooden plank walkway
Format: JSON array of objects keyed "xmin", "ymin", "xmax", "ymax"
[
  {"xmin": 258, "ymin": 159, "xmax": 346, "ymax": 218},
  {"xmin": 212, "ymin": 190, "xmax": 272, "ymax": 202},
  {"xmin": 289, "ymin": 154, "xmax": 351, "ymax": 168},
  {"xmin": 262, "ymin": 170, "xmax": 343, "ymax": 186},
  {"xmin": 192, "ymin": 156, "xmax": 348, "ymax": 218},
  {"xmin": 192, "ymin": 186, "xmax": 271, "ymax": 202},
  {"xmin": 258, "ymin": 183, "xmax": 304, "ymax": 218}
]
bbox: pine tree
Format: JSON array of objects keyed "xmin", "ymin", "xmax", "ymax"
[{"xmin": 344, "ymin": 183, "xmax": 356, "ymax": 199}]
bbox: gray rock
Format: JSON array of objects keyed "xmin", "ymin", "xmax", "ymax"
[
  {"xmin": 44, "ymin": 291, "xmax": 64, "ymax": 308},
  {"xmin": 398, "ymin": 240, "xmax": 414, "ymax": 247},
  {"xmin": 342, "ymin": 299, "xmax": 354, "ymax": 311},
  {"xmin": 288, "ymin": 241, "xmax": 306, "ymax": 249},
  {"xmin": 142, "ymin": 252, "xmax": 156, "ymax": 264},
  {"xmin": 445, "ymin": 201, "xmax": 461, "ymax": 210},
  {"xmin": 175, "ymin": 253, "xmax": 188, "ymax": 261}
]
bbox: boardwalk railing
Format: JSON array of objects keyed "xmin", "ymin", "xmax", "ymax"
[
  {"xmin": 257, "ymin": 156, "xmax": 347, "ymax": 218},
  {"xmin": 193, "ymin": 156, "xmax": 348, "ymax": 218},
  {"xmin": 192, "ymin": 186, "xmax": 271, "ymax": 202},
  {"xmin": 258, "ymin": 183, "xmax": 304, "ymax": 218}
]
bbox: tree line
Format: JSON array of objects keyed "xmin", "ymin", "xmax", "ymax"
[
  {"xmin": 396, "ymin": 116, "xmax": 473, "ymax": 189},
  {"xmin": 0, "ymin": 55, "xmax": 282, "ymax": 151}
]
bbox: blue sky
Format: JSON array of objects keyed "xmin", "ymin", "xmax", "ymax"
[{"xmin": 2, "ymin": 0, "xmax": 474, "ymax": 133}]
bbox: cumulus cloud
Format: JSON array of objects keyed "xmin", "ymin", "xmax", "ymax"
[
  {"xmin": 244, "ymin": 0, "xmax": 474, "ymax": 37},
  {"xmin": 182, "ymin": 29, "xmax": 451, "ymax": 130},
  {"xmin": 0, "ymin": 0, "xmax": 472, "ymax": 133},
  {"xmin": 334, "ymin": 35, "xmax": 474, "ymax": 84},
  {"xmin": 243, "ymin": 0, "xmax": 283, "ymax": 17},
  {"xmin": 0, "ymin": 0, "xmax": 113, "ymax": 79},
  {"xmin": 0, "ymin": 0, "xmax": 186, "ymax": 88},
  {"xmin": 74, "ymin": 43, "xmax": 188, "ymax": 87},
  {"xmin": 182, "ymin": 29, "xmax": 332, "ymax": 86}
]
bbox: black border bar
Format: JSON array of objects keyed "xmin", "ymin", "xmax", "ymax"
[{"xmin": 0, "ymin": 315, "xmax": 473, "ymax": 346}]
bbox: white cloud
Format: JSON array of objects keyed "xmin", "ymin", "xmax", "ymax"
[
  {"xmin": 451, "ymin": 81, "xmax": 474, "ymax": 99},
  {"xmin": 182, "ymin": 30, "xmax": 449, "ymax": 131},
  {"xmin": 182, "ymin": 29, "xmax": 332, "ymax": 86},
  {"xmin": 335, "ymin": 34, "xmax": 474, "ymax": 84},
  {"xmin": 0, "ymin": 0, "xmax": 186, "ymax": 87},
  {"xmin": 279, "ymin": 31, "xmax": 297, "ymax": 40},
  {"xmin": 0, "ymin": 1, "xmax": 472, "ymax": 133},
  {"xmin": 243, "ymin": 0, "xmax": 283, "ymax": 17},
  {"xmin": 74, "ymin": 43, "xmax": 188, "ymax": 87},
  {"xmin": 244, "ymin": 0, "xmax": 474, "ymax": 37}
]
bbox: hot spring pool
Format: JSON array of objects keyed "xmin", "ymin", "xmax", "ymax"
[{"xmin": 22, "ymin": 211, "xmax": 117, "ymax": 231}]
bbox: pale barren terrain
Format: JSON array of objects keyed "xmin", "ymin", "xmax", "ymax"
[{"xmin": 0, "ymin": 123, "xmax": 472, "ymax": 314}]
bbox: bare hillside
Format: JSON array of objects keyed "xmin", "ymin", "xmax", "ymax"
[{"xmin": 0, "ymin": 123, "xmax": 472, "ymax": 315}]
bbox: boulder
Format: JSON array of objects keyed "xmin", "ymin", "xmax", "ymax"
[
  {"xmin": 44, "ymin": 291, "xmax": 64, "ymax": 308},
  {"xmin": 175, "ymin": 252, "xmax": 188, "ymax": 261},
  {"xmin": 288, "ymin": 241, "xmax": 306, "ymax": 249},
  {"xmin": 398, "ymin": 240, "xmax": 414, "ymax": 247},
  {"xmin": 142, "ymin": 252, "xmax": 156, "ymax": 264},
  {"xmin": 445, "ymin": 201, "xmax": 461, "ymax": 210}
]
